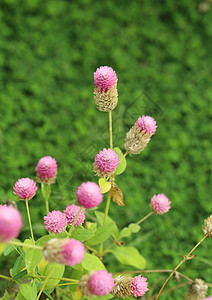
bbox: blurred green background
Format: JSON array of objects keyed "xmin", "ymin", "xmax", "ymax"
[{"xmin": 0, "ymin": 0, "xmax": 212, "ymax": 298}]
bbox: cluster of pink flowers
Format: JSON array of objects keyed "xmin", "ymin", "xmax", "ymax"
[
  {"xmin": 94, "ymin": 66, "xmax": 117, "ymax": 92},
  {"xmin": 131, "ymin": 275, "xmax": 149, "ymax": 297},
  {"xmin": 150, "ymin": 194, "xmax": 171, "ymax": 215},
  {"xmin": 136, "ymin": 115, "xmax": 157, "ymax": 135},
  {"xmin": 93, "ymin": 148, "xmax": 119, "ymax": 177}
]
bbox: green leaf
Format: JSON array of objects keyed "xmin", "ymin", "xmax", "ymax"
[
  {"xmin": 98, "ymin": 178, "xmax": 111, "ymax": 194},
  {"xmin": 71, "ymin": 227, "xmax": 94, "ymax": 241},
  {"xmin": 42, "ymin": 263, "xmax": 65, "ymax": 290},
  {"xmin": 36, "ymin": 235, "xmax": 52, "ymax": 246},
  {"xmin": 82, "ymin": 253, "xmax": 105, "ymax": 271},
  {"xmin": 25, "ymin": 248, "xmax": 43, "ymax": 273},
  {"xmin": 119, "ymin": 227, "xmax": 131, "ymax": 238},
  {"xmin": 23, "ymin": 239, "xmax": 34, "ymax": 253},
  {"xmin": 86, "ymin": 222, "xmax": 97, "ymax": 232},
  {"xmin": 94, "ymin": 211, "xmax": 119, "ymax": 238},
  {"xmin": 113, "ymin": 147, "xmax": 127, "ymax": 175},
  {"xmin": 0, "ymin": 291, "xmax": 10, "ymax": 300},
  {"xmin": 14, "ymin": 291, "xmax": 27, "ymax": 300},
  {"xmin": 13, "ymin": 256, "xmax": 22, "ymax": 276},
  {"xmin": 20, "ymin": 283, "xmax": 37, "ymax": 300},
  {"xmin": 128, "ymin": 223, "xmax": 141, "ymax": 233},
  {"xmin": 13, "ymin": 269, "xmax": 28, "ymax": 281},
  {"xmin": 111, "ymin": 246, "xmax": 146, "ymax": 269},
  {"xmin": 3, "ymin": 245, "xmax": 14, "ymax": 256},
  {"xmin": 89, "ymin": 295, "xmax": 114, "ymax": 300},
  {"xmin": 43, "ymin": 290, "xmax": 53, "ymax": 300},
  {"xmin": 86, "ymin": 223, "xmax": 115, "ymax": 246}
]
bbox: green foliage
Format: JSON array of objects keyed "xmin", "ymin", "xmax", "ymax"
[
  {"xmin": 82, "ymin": 253, "xmax": 105, "ymax": 271},
  {"xmin": 113, "ymin": 147, "xmax": 127, "ymax": 175},
  {"xmin": 111, "ymin": 246, "xmax": 146, "ymax": 269}
]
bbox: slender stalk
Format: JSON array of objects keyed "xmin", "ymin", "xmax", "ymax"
[
  {"xmin": 155, "ymin": 234, "xmax": 208, "ymax": 300},
  {"xmin": 41, "ymin": 183, "xmax": 51, "ymax": 214},
  {"xmin": 57, "ymin": 282, "xmax": 78, "ymax": 286},
  {"xmin": 103, "ymin": 194, "xmax": 111, "ymax": 225},
  {"xmin": 136, "ymin": 211, "xmax": 153, "ymax": 225},
  {"xmin": 36, "ymin": 265, "xmax": 54, "ymax": 300},
  {"xmin": 0, "ymin": 274, "xmax": 12, "ymax": 281},
  {"xmin": 85, "ymin": 245, "xmax": 98, "ymax": 254},
  {"xmin": 69, "ymin": 208, "xmax": 83, "ymax": 235},
  {"xmin": 109, "ymin": 111, "xmax": 113, "ymax": 149},
  {"xmin": 10, "ymin": 241, "xmax": 43, "ymax": 251},
  {"xmin": 119, "ymin": 151, "xmax": 129, "ymax": 164},
  {"xmin": 148, "ymin": 282, "xmax": 190, "ymax": 300},
  {"xmin": 25, "ymin": 199, "xmax": 35, "ymax": 244},
  {"xmin": 33, "ymin": 274, "xmax": 78, "ymax": 283}
]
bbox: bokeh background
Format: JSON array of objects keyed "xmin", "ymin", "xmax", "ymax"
[{"xmin": 0, "ymin": 0, "xmax": 212, "ymax": 299}]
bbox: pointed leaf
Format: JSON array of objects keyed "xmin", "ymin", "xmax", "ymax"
[
  {"xmin": 42, "ymin": 263, "xmax": 65, "ymax": 290},
  {"xmin": 82, "ymin": 253, "xmax": 105, "ymax": 271},
  {"xmin": 94, "ymin": 211, "xmax": 119, "ymax": 238},
  {"xmin": 20, "ymin": 283, "xmax": 37, "ymax": 300},
  {"xmin": 85, "ymin": 223, "xmax": 115, "ymax": 246},
  {"xmin": 71, "ymin": 227, "xmax": 94, "ymax": 242},
  {"xmin": 111, "ymin": 246, "xmax": 146, "ymax": 269},
  {"xmin": 113, "ymin": 147, "xmax": 127, "ymax": 175},
  {"xmin": 25, "ymin": 248, "xmax": 43, "ymax": 273},
  {"xmin": 119, "ymin": 228, "xmax": 131, "ymax": 238},
  {"xmin": 0, "ymin": 291, "xmax": 10, "ymax": 300}
]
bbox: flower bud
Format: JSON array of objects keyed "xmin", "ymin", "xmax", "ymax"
[
  {"xmin": 185, "ymin": 278, "xmax": 208, "ymax": 300},
  {"xmin": 124, "ymin": 115, "xmax": 157, "ymax": 154},
  {"xmin": 43, "ymin": 238, "xmax": 85, "ymax": 266},
  {"xmin": 94, "ymin": 66, "xmax": 118, "ymax": 112}
]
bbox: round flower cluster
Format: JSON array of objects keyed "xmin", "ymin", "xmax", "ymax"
[
  {"xmin": 94, "ymin": 66, "xmax": 117, "ymax": 92},
  {"xmin": 13, "ymin": 178, "xmax": 38, "ymax": 200},
  {"xmin": 150, "ymin": 194, "xmax": 171, "ymax": 215},
  {"xmin": 76, "ymin": 181, "xmax": 103, "ymax": 209},
  {"xmin": 93, "ymin": 148, "xmax": 119, "ymax": 177},
  {"xmin": 36, "ymin": 156, "xmax": 57, "ymax": 184},
  {"xmin": 136, "ymin": 115, "xmax": 157, "ymax": 134},
  {"xmin": 131, "ymin": 275, "xmax": 149, "ymax": 297},
  {"xmin": 0, "ymin": 205, "xmax": 23, "ymax": 242},
  {"xmin": 64, "ymin": 204, "xmax": 85, "ymax": 227},
  {"xmin": 44, "ymin": 210, "xmax": 67, "ymax": 233},
  {"xmin": 79, "ymin": 270, "xmax": 114, "ymax": 297},
  {"xmin": 43, "ymin": 238, "xmax": 85, "ymax": 266}
]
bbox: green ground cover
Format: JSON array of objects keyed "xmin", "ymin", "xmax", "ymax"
[{"xmin": 0, "ymin": 0, "xmax": 212, "ymax": 298}]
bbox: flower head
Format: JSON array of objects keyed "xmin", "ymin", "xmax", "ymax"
[
  {"xmin": 204, "ymin": 297, "xmax": 212, "ymax": 300},
  {"xmin": 112, "ymin": 274, "xmax": 148, "ymax": 298},
  {"xmin": 43, "ymin": 238, "xmax": 85, "ymax": 266},
  {"xmin": 185, "ymin": 279, "xmax": 208, "ymax": 300},
  {"xmin": 124, "ymin": 115, "xmax": 157, "ymax": 155},
  {"xmin": 94, "ymin": 66, "xmax": 118, "ymax": 111},
  {"xmin": 136, "ymin": 115, "xmax": 157, "ymax": 134},
  {"xmin": 79, "ymin": 270, "xmax": 114, "ymax": 297},
  {"xmin": 93, "ymin": 148, "xmax": 119, "ymax": 177},
  {"xmin": 0, "ymin": 205, "xmax": 23, "ymax": 242},
  {"xmin": 13, "ymin": 178, "xmax": 38, "ymax": 200},
  {"xmin": 76, "ymin": 182, "xmax": 103, "ymax": 209},
  {"xmin": 150, "ymin": 194, "xmax": 171, "ymax": 215},
  {"xmin": 131, "ymin": 275, "xmax": 149, "ymax": 297},
  {"xmin": 36, "ymin": 156, "xmax": 57, "ymax": 184},
  {"xmin": 63, "ymin": 204, "xmax": 85, "ymax": 227},
  {"xmin": 94, "ymin": 66, "xmax": 117, "ymax": 92},
  {"xmin": 202, "ymin": 215, "xmax": 212, "ymax": 237},
  {"xmin": 44, "ymin": 210, "xmax": 67, "ymax": 233}
]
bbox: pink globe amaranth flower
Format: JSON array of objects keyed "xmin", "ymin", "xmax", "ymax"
[
  {"xmin": 88, "ymin": 270, "xmax": 114, "ymax": 296},
  {"xmin": 13, "ymin": 178, "xmax": 38, "ymax": 200},
  {"xmin": 150, "ymin": 194, "xmax": 171, "ymax": 215},
  {"xmin": 94, "ymin": 66, "xmax": 118, "ymax": 92},
  {"xmin": 36, "ymin": 156, "xmax": 57, "ymax": 184},
  {"xmin": 62, "ymin": 239, "xmax": 85, "ymax": 266},
  {"xmin": 44, "ymin": 210, "xmax": 67, "ymax": 233},
  {"xmin": 76, "ymin": 182, "xmax": 103, "ymax": 209},
  {"xmin": 136, "ymin": 115, "xmax": 157, "ymax": 135},
  {"xmin": 131, "ymin": 275, "xmax": 149, "ymax": 297},
  {"xmin": 0, "ymin": 205, "xmax": 23, "ymax": 242},
  {"xmin": 94, "ymin": 148, "xmax": 119, "ymax": 177},
  {"xmin": 204, "ymin": 298, "xmax": 212, "ymax": 300},
  {"xmin": 63, "ymin": 204, "xmax": 85, "ymax": 227}
]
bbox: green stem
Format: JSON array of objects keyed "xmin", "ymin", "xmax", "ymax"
[
  {"xmin": 119, "ymin": 151, "xmax": 129, "ymax": 164},
  {"xmin": 136, "ymin": 211, "xmax": 153, "ymax": 225},
  {"xmin": 57, "ymin": 287, "xmax": 73, "ymax": 299},
  {"xmin": 69, "ymin": 207, "xmax": 83, "ymax": 235},
  {"xmin": 33, "ymin": 274, "xmax": 78, "ymax": 283},
  {"xmin": 25, "ymin": 200, "xmax": 35, "ymax": 244},
  {"xmin": 155, "ymin": 234, "xmax": 208, "ymax": 300},
  {"xmin": 41, "ymin": 183, "xmax": 51, "ymax": 214},
  {"xmin": 36, "ymin": 265, "xmax": 54, "ymax": 300},
  {"xmin": 0, "ymin": 274, "xmax": 12, "ymax": 281},
  {"xmin": 109, "ymin": 111, "xmax": 113, "ymax": 149},
  {"xmin": 10, "ymin": 241, "xmax": 43, "ymax": 251},
  {"xmin": 103, "ymin": 194, "xmax": 111, "ymax": 225}
]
